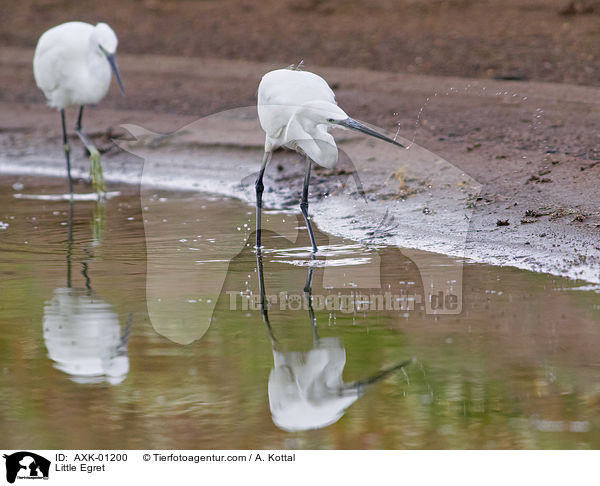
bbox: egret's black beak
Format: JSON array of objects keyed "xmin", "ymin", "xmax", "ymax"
[
  {"xmin": 339, "ymin": 118, "xmax": 404, "ymax": 148},
  {"xmin": 105, "ymin": 53, "xmax": 126, "ymax": 95},
  {"xmin": 341, "ymin": 358, "xmax": 413, "ymax": 395}
]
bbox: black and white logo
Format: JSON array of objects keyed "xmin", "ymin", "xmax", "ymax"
[{"xmin": 3, "ymin": 452, "xmax": 50, "ymax": 483}]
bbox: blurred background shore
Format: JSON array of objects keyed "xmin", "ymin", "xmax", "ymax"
[{"xmin": 2, "ymin": 0, "xmax": 600, "ymax": 86}]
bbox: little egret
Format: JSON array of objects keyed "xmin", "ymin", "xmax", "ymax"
[
  {"xmin": 33, "ymin": 21, "xmax": 125, "ymax": 195},
  {"xmin": 256, "ymin": 67, "xmax": 404, "ymax": 252}
]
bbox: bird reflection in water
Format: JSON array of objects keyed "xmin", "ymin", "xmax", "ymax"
[
  {"xmin": 256, "ymin": 252, "xmax": 411, "ymax": 432},
  {"xmin": 42, "ymin": 201, "xmax": 132, "ymax": 385}
]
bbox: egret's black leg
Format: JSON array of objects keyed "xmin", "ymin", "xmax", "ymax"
[
  {"xmin": 256, "ymin": 250, "xmax": 277, "ymax": 344},
  {"xmin": 75, "ymin": 105, "xmax": 106, "ymax": 194},
  {"xmin": 81, "ymin": 261, "xmax": 92, "ymax": 291},
  {"xmin": 61, "ymin": 109, "xmax": 73, "ymax": 194},
  {"xmin": 303, "ymin": 257, "xmax": 318, "ymax": 342},
  {"xmin": 74, "ymin": 106, "xmax": 97, "ymax": 152},
  {"xmin": 66, "ymin": 199, "xmax": 74, "ymax": 288},
  {"xmin": 76, "ymin": 105, "xmax": 84, "ymax": 131},
  {"xmin": 303, "ymin": 254, "xmax": 316, "ymax": 293},
  {"xmin": 255, "ymin": 151, "xmax": 271, "ymax": 251},
  {"xmin": 300, "ymin": 157, "xmax": 318, "ymax": 253}
]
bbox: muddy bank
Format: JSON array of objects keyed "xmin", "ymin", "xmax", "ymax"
[{"xmin": 0, "ymin": 50, "xmax": 599, "ymax": 283}]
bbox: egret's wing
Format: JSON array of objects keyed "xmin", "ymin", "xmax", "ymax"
[
  {"xmin": 33, "ymin": 44, "xmax": 62, "ymax": 94},
  {"xmin": 33, "ymin": 22, "xmax": 93, "ymax": 103},
  {"xmin": 259, "ymin": 69, "xmax": 336, "ymax": 106},
  {"xmin": 258, "ymin": 69, "xmax": 337, "ymax": 141}
]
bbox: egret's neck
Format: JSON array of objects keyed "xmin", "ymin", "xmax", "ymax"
[
  {"xmin": 86, "ymin": 39, "xmax": 111, "ymax": 90},
  {"xmin": 286, "ymin": 114, "xmax": 338, "ymax": 169},
  {"xmin": 87, "ymin": 40, "xmax": 103, "ymax": 67}
]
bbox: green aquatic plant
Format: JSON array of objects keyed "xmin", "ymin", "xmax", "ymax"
[{"xmin": 89, "ymin": 149, "xmax": 106, "ymax": 195}]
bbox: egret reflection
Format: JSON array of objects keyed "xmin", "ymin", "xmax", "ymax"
[
  {"xmin": 42, "ymin": 201, "xmax": 132, "ymax": 385},
  {"xmin": 257, "ymin": 253, "xmax": 411, "ymax": 432}
]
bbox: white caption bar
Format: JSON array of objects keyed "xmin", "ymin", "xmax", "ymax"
[{"xmin": 1, "ymin": 450, "xmax": 596, "ymax": 485}]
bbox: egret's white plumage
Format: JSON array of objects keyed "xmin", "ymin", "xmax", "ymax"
[
  {"xmin": 255, "ymin": 67, "xmax": 403, "ymax": 252},
  {"xmin": 32, "ymin": 21, "xmax": 125, "ymax": 195},
  {"xmin": 33, "ymin": 22, "xmax": 120, "ymax": 109},
  {"xmin": 43, "ymin": 288, "xmax": 130, "ymax": 385},
  {"xmin": 268, "ymin": 338, "xmax": 364, "ymax": 432},
  {"xmin": 258, "ymin": 69, "xmax": 348, "ymax": 169}
]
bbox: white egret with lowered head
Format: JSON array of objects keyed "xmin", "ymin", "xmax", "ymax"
[
  {"xmin": 256, "ymin": 66, "xmax": 404, "ymax": 253},
  {"xmin": 33, "ymin": 21, "xmax": 125, "ymax": 195}
]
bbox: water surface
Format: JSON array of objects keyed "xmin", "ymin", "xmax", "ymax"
[{"xmin": 1, "ymin": 175, "xmax": 599, "ymax": 449}]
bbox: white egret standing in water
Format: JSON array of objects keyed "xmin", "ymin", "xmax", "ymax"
[
  {"xmin": 33, "ymin": 22, "xmax": 125, "ymax": 195},
  {"xmin": 256, "ymin": 66, "xmax": 404, "ymax": 252}
]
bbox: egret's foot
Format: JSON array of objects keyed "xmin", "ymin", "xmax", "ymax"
[{"xmin": 89, "ymin": 149, "xmax": 106, "ymax": 196}]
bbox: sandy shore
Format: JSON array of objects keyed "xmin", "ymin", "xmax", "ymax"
[{"xmin": 0, "ymin": 48, "xmax": 599, "ymax": 282}]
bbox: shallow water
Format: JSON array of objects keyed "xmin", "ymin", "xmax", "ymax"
[{"xmin": 1, "ymin": 175, "xmax": 599, "ymax": 449}]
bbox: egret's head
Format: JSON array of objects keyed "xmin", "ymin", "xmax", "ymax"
[
  {"xmin": 93, "ymin": 23, "xmax": 118, "ymax": 55},
  {"xmin": 300, "ymin": 101, "xmax": 404, "ymax": 147},
  {"xmin": 92, "ymin": 23, "xmax": 125, "ymax": 95},
  {"xmin": 300, "ymin": 100, "xmax": 348, "ymax": 127}
]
